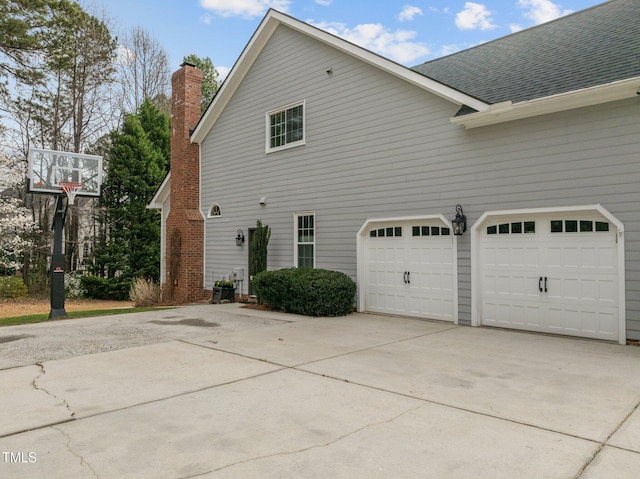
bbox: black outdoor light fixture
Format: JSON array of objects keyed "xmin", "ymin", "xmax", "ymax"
[
  {"xmin": 452, "ymin": 205, "xmax": 467, "ymax": 235},
  {"xmin": 235, "ymin": 229, "xmax": 245, "ymax": 246}
]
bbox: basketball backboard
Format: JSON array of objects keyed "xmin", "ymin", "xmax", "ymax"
[{"xmin": 27, "ymin": 147, "xmax": 102, "ymax": 197}]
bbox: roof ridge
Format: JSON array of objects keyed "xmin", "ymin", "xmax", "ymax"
[{"xmin": 412, "ymin": 0, "xmax": 616, "ymax": 68}]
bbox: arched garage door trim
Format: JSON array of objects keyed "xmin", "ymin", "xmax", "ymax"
[
  {"xmin": 471, "ymin": 204, "xmax": 625, "ymax": 344},
  {"xmin": 357, "ymin": 215, "xmax": 458, "ymax": 323}
]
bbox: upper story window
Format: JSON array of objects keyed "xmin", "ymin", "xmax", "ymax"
[{"xmin": 266, "ymin": 101, "xmax": 305, "ymax": 152}]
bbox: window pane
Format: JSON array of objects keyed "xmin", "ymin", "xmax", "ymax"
[
  {"xmin": 386, "ymin": 227, "xmax": 394, "ymax": 237},
  {"xmin": 412, "ymin": 226, "xmax": 420, "ymax": 237},
  {"xmin": 431, "ymin": 227, "xmax": 440, "ymax": 236},
  {"xmin": 499, "ymin": 223, "xmax": 509, "ymax": 234},
  {"xmin": 297, "ymin": 245, "xmax": 313, "ymax": 268},
  {"xmin": 511, "ymin": 222, "xmax": 522, "ymax": 234},
  {"xmin": 378, "ymin": 228, "xmax": 385, "ymax": 237},
  {"xmin": 370, "ymin": 230, "xmax": 377, "ymax": 237},
  {"xmin": 394, "ymin": 227, "xmax": 402, "ymax": 237},
  {"xmin": 286, "ymin": 105, "xmax": 304, "ymax": 143},
  {"xmin": 524, "ymin": 222, "xmax": 535, "ymax": 234},
  {"xmin": 550, "ymin": 220, "xmax": 563, "ymax": 233},
  {"xmin": 422, "ymin": 226, "xmax": 430, "ymax": 236},
  {"xmin": 580, "ymin": 221, "xmax": 593, "ymax": 232},
  {"xmin": 441, "ymin": 227, "xmax": 450, "ymax": 236},
  {"xmin": 565, "ymin": 220, "xmax": 578, "ymax": 233},
  {"xmin": 487, "ymin": 225, "xmax": 497, "ymax": 235},
  {"xmin": 595, "ymin": 221, "xmax": 610, "ymax": 232}
]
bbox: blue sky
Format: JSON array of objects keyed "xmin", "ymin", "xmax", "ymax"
[{"xmin": 100, "ymin": 0, "xmax": 604, "ymax": 81}]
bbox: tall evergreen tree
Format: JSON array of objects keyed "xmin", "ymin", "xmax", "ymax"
[
  {"xmin": 94, "ymin": 100, "xmax": 169, "ymax": 281},
  {"xmin": 183, "ymin": 53, "xmax": 219, "ymax": 113}
]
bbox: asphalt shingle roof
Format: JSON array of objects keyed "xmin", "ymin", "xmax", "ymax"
[{"xmin": 411, "ymin": 0, "xmax": 640, "ymax": 105}]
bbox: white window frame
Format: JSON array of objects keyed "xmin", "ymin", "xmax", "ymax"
[
  {"xmin": 207, "ymin": 203, "xmax": 222, "ymax": 218},
  {"xmin": 294, "ymin": 211, "xmax": 315, "ymax": 268},
  {"xmin": 266, "ymin": 100, "xmax": 306, "ymax": 153}
]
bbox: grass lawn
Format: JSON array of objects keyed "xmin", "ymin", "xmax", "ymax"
[{"xmin": 0, "ymin": 307, "xmax": 172, "ymax": 327}]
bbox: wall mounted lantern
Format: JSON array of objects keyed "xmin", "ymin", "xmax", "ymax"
[
  {"xmin": 235, "ymin": 229, "xmax": 245, "ymax": 246},
  {"xmin": 452, "ymin": 205, "xmax": 467, "ymax": 235}
]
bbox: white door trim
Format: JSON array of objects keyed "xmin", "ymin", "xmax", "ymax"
[
  {"xmin": 471, "ymin": 204, "xmax": 626, "ymax": 344},
  {"xmin": 357, "ymin": 215, "xmax": 458, "ymax": 323}
]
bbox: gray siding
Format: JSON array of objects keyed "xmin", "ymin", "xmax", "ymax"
[{"xmin": 200, "ymin": 26, "xmax": 640, "ymax": 339}]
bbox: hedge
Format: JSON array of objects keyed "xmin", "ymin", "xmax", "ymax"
[
  {"xmin": 80, "ymin": 276, "xmax": 132, "ymax": 301},
  {"xmin": 253, "ymin": 268, "xmax": 356, "ymax": 317}
]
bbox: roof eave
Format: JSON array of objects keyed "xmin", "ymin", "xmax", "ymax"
[
  {"xmin": 451, "ymin": 77, "xmax": 640, "ymax": 129},
  {"xmin": 191, "ymin": 9, "xmax": 489, "ymax": 144},
  {"xmin": 147, "ymin": 173, "xmax": 171, "ymax": 210}
]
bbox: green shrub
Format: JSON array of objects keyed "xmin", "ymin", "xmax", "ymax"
[
  {"xmin": 0, "ymin": 276, "xmax": 28, "ymax": 299},
  {"xmin": 80, "ymin": 276, "xmax": 132, "ymax": 301},
  {"xmin": 253, "ymin": 268, "xmax": 356, "ymax": 317}
]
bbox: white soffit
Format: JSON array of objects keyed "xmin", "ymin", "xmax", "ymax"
[{"xmin": 451, "ymin": 77, "xmax": 640, "ymax": 129}]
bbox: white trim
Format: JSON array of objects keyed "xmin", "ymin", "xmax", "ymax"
[
  {"xmin": 207, "ymin": 203, "xmax": 222, "ymax": 218},
  {"xmin": 356, "ymin": 215, "xmax": 458, "ymax": 323},
  {"xmin": 471, "ymin": 204, "xmax": 625, "ymax": 344},
  {"xmin": 452, "ymin": 76, "xmax": 640, "ymax": 129},
  {"xmin": 265, "ymin": 99, "xmax": 306, "ymax": 153},
  {"xmin": 191, "ymin": 9, "xmax": 488, "ymax": 144},
  {"xmin": 294, "ymin": 211, "xmax": 316, "ymax": 268},
  {"xmin": 147, "ymin": 173, "xmax": 171, "ymax": 210}
]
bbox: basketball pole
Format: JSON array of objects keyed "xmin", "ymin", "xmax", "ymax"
[{"xmin": 49, "ymin": 194, "xmax": 68, "ymax": 319}]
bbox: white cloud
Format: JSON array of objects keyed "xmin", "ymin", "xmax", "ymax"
[
  {"xmin": 509, "ymin": 24, "xmax": 524, "ymax": 33},
  {"xmin": 199, "ymin": 0, "xmax": 290, "ymax": 19},
  {"xmin": 200, "ymin": 13, "xmax": 212, "ymax": 25},
  {"xmin": 455, "ymin": 2, "xmax": 496, "ymax": 31},
  {"xmin": 216, "ymin": 66, "xmax": 231, "ymax": 83},
  {"xmin": 312, "ymin": 21, "xmax": 429, "ymax": 64},
  {"xmin": 315, "ymin": 0, "xmax": 332, "ymax": 6},
  {"xmin": 398, "ymin": 5, "xmax": 423, "ymax": 22},
  {"xmin": 440, "ymin": 44, "xmax": 461, "ymax": 57},
  {"xmin": 518, "ymin": 0, "xmax": 573, "ymax": 24},
  {"xmin": 116, "ymin": 45, "xmax": 135, "ymax": 65}
]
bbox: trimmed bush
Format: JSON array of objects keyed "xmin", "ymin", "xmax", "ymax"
[
  {"xmin": 80, "ymin": 276, "xmax": 132, "ymax": 301},
  {"xmin": 253, "ymin": 268, "xmax": 356, "ymax": 317},
  {"xmin": 0, "ymin": 276, "xmax": 28, "ymax": 299}
]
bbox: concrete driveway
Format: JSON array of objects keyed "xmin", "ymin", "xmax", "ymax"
[{"xmin": 1, "ymin": 303, "xmax": 639, "ymax": 478}]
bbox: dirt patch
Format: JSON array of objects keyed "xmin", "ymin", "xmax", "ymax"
[{"xmin": 0, "ymin": 298, "xmax": 134, "ymax": 319}]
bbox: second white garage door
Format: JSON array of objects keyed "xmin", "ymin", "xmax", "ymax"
[
  {"xmin": 363, "ymin": 219, "xmax": 455, "ymax": 321},
  {"xmin": 477, "ymin": 210, "xmax": 620, "ymax": 341}
]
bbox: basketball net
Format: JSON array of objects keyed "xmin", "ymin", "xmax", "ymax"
[{"xmin": 59, "ymin": 182, "xmax": 83, "ymax": 205}]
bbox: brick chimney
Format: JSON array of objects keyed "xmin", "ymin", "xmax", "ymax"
[{"xmin": 164, "ymin": 62, "xmax": 206, "ymax": 303}]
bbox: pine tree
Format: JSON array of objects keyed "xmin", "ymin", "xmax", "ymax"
[{"xmin": 95, "ymin": 100, "xmax": 169, "ymax": 281}]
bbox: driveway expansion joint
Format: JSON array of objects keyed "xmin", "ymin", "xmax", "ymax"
[{"xmin": 574, "ymin": 398, "xmax": 640, "ymax": 478}]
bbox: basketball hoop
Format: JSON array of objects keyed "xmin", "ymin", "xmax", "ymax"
[{"xmin": 59, "ymin": 182, "xmax": 83, "ymax": 205}]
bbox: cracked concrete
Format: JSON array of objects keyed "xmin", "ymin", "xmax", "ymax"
[
  {"xmin": 52, "ymin": 427, "xmax": 98, "ymax": 479},
  {"xmin": 1, "ymin": 303, "xmax": 639, "ymax": 478},
  {"xmin": 33, "ymin": 362, "xmax": 76, "ymax": 420}
]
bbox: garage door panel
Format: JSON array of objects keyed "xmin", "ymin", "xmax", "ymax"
[
  {"xmin": 364, "ymin": 220, "xmax": 454, "ymax": 321},
  {"xmin": 479, "ymin": 213, "xmax": 619, "ymax": 341}
]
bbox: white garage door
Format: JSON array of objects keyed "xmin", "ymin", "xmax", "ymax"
[
  {"xmin": 364, "ymin": 220, "xmax": 455, "ymax": 321},
  {"xmin": 478, "ymin": 213, "xmax": 619, "ymax": 340}
]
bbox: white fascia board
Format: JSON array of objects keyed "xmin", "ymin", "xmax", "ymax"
[
  {"xmin": 147, "ymin": 173, "xmax": 171, "ymax": 210},
  {"xmin": 452, "ymin": 76, "xmax": 640, "ymax": 129},
  {"xmin": 191, "ymin": 10, "xmax": 489, "ymax": 144}
]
